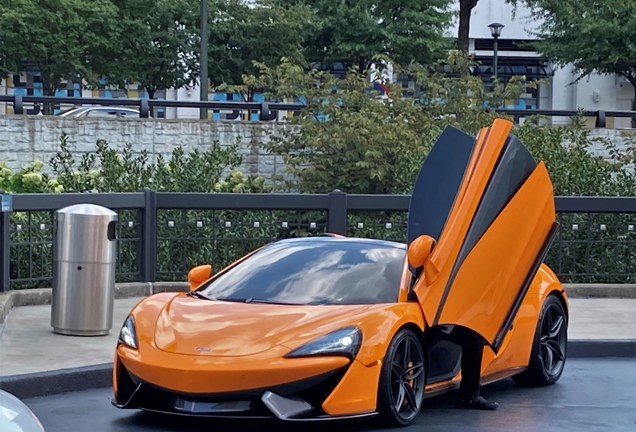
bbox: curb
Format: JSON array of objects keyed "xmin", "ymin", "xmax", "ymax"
[
  {"xmin": 0, "ymin": 282, "xmax": 190, "ymax": 325},
  {"xmin": 1, "ymin": 282, "xmax": 634, "ymax": 324},
  {"xmin": 566, "ymin": 339, "xmax": 636, "ymax": 358},
  {"xmin": 0, "ymin": 363, "xmax": 113, "ymax": 400},
  {"xmin": 2, "ymin": 339, "xmax": 634, "ymax": 401}
]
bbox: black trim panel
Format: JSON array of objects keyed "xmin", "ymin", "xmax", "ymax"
[
  {"xmin": 113, "ymin": 360, "xmax": 350, "ymax": 418},
  {"xmin": 492, "ymin": 221, "xmax": 560, "ymax": 352},
  {"xmin": 407, "ymin": 125, "xmax": 477, "ymax": 244}
]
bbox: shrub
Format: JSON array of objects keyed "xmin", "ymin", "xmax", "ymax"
[
  {"xmin": 5, "ymin": 52, "xmax": 636, "ymax": 287},
  {"xmin": 7, "ymin": 133, "xmax": 277, "ymax": 289}
]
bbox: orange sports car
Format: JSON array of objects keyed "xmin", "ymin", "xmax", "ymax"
[{"xmin": 112, "ymin": 118, "xmax": 568, "ymax": 427}]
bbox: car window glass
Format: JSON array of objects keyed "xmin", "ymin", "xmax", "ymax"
[
  {"xmin": 199, "ymin": 240, "xmax": 405, "ymax": 304},
  {"xmin": 119, "ymin": 110, "xmax": 139, "ymax": 117},
  {"xmin": 86, "ymin": 109, "xmax": 117, "ymax": 117}
]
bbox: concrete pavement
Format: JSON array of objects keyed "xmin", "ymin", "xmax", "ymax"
[
  {"xmin": 0, "ymin": 297, "xmax": 141, "ymax": 377},
  {"xmin": 0, "ymin": 296, "xmax": 634, "ymax": 378}
]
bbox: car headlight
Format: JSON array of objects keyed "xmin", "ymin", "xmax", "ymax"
[
  {"xmin": 118, "ymin": 315, "xmax": 138, "ymax": 349},
  {"xmin": 284, "ymin": 327, "xmax": 362, "ymax": 360}
]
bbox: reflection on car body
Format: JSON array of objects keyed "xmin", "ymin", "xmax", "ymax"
[
  {"xmin": 0, "ymin": 389, "xmax": 45, "ymax": 432},
  {"xmin": 57, "ymin": 106, "xmax": 144, "ymax": 118},
  {"xmin": 111, "ymin": 118, "xmax": 569, "ymax": 427}
]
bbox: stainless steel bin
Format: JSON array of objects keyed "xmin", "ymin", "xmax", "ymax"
[{"xmin": 51, "ymin": 204, "xmax": 118, "ymax": 336}]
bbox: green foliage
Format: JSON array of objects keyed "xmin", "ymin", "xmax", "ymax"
[
  {"xmin": 0, "ymin": 0, "xmax": 120, "ymax": 106},
  {"xmin": 510, "ymin": 0, "xmax": 636, "ymax": 92},
  {"xmin": 255, "ymin": 53, "xmax": 537, "ymax": 194},
  {"xmin": 5, "ymin": 52, "xmax": 636, "ymax": 287},
  {"xmin": 515, "ymin": 117, "xmax": 636, "ymax": 196},
  {"xmin": 275, "ymin": 0, "xmax": 453, "ymax": 70},
  {"xmin": 0, "ymin": 161, "xmax": 63, "ymax": 193},
  {"xmin": 6, "ymin": 133, "xmax": 274, "ymax": 289},
  {"xmin": 208, "ymin": 0, "xmax": 317, "ymax": 100},
  {"xmin": 101, "ymin": 0, "xmax": 199, "ymax": 98}
]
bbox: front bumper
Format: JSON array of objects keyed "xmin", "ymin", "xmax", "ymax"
[{"xmin": 113, "ymin": 347, "xmax": 378, "ymax": 421}]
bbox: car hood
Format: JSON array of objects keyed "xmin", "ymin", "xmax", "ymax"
[
  {"xmin": 0, "ymin": 390, "xmax": 45, "ymax": 432},
  {"xmin": 154, "ymin": 295, "xmax": 372, "ymax": 357}
]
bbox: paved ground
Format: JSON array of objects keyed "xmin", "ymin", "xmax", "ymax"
[
  {"xmin": 0, "ymin": 297, "xmax": 140, "ymax": 377},
  {"xmin": 1, "ymin": 297, "xmax": 635, "ymax": 377},
  {"xmin": 23, "ymin": 359, "xmax": 636, "ymax": 432}
]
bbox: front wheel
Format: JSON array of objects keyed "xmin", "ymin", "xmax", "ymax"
[
  {"xmin": 377, "ymin": 328, "xmax": 427, "ymax": 427},
  {"xmin": 512, "ymin": 294, "xmax": 568, "ymax": 386}
]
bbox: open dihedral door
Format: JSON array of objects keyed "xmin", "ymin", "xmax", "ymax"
[{"xmin": 408, "ymin": 118, "xmax": 558, "ymax": 353}]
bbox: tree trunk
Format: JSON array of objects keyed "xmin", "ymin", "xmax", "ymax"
[
  {"xmin": 144, "ymin": 87, "xmax": 157, "ymax": 118},
  {"xmin": 359, "ymin": 57, "xmax": 367, "ymax": 73},
  {"xmin": 41, "ymin": 74, "xmax": 56, "ymax": 116},
  {"xmin": 458, "ymin": 0, "xmax": 478, "ymax": 53}
]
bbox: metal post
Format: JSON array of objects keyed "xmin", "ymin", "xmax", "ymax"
[
  {"xmin": 142, "ymin": 188, "xmax": 157, "ymax": 283},
  {"xmin": 199, "ymin": 0, "xmax": 208, "ymax": 120},
  {"xmin": 327, "ymin": 190, "xmax": 348, "ymax": 236},
  {"xmin": 0, "ymin": 211, "xmax": 9, "ymax": 292},
  {"xmin": 493, "ymin": 35, "xmax": 499, "ymax": 81}
]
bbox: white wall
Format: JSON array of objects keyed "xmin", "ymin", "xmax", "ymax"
[
  {"xmin": 447, "ymin": 0, "xmax": 539, "ymax": 40},
  {"xmin": 446, "ymin": 0, "xmax": 634, "ymax": 126}
]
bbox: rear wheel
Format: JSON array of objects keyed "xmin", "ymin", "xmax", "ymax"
[
  {"xmin": 512, "ymin": 294, "xmax": 567, "ymax": 386},
  {"xmin": 377, "ymin": 328, "xmax": 427, "ymax": 427}
]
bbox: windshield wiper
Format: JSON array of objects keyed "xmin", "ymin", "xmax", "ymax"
[
  {"xmin": 212, "ymin": 297, "xmax": 301, "ymax": 305},
  {"xmin": 187, "ymin": 291, "xmax": 210, "ymax": 300}
]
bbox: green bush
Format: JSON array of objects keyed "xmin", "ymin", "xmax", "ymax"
[
  {"xmin": 4, "ymin": 52, "xmax": 636, "ymax": 287},
  {"xmin": 246, "ymin": 52, "xmax": 636, "ymax": 282},
  {"xmin": 6, "ymin": 133, "xmax": 285, "ymax": 289}
]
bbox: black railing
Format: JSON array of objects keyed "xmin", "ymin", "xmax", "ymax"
[
  {"xmin": 2, "ymin": 191, "xmax": 636, "ymax": 291},
  {"xmin": 1, "ymin": 95, "xmax": 635, "ymax": 127}
]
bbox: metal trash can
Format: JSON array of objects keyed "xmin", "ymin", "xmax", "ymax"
[{"xmin": 51, "ymin": 203, "xmax": 118, "ymax": 336}]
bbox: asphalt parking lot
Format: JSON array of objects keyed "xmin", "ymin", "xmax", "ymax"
[{"xmin": 24, "ymin": 358, "xmax": 636, "ymax": 432}]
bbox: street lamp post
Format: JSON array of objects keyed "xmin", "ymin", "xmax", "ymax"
[
  {"xmin": 200, "ymin": 0, "xmax": 208, "ymax": 120},
  {"xmin": 488, "ymin": 22, "xmax": 504, "ymax": 81}
]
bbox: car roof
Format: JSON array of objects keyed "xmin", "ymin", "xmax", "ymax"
[
  {"xmin": 60, "ymin": 106, "xmax": 139, "ymax": 114},
  {"xmin": 270, "ymin": 235, "xmax": 407, "ymax": 250}
]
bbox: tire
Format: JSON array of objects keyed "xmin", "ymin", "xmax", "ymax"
[
  {"xmin": 512, "ymin": 294, "xmax": 568, "ymax": 386},
  {"xmin": 377, "ymin": 328, "xmax": 427, "ymax": 427}
]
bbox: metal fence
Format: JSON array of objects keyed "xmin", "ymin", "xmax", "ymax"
[
  {"xmin": 1, "ymin": 95, "xmax": 635, "ymax": 127},
  {"xmin": 2, "ymin": 190, "xmax": 636, "ymax": 291}
]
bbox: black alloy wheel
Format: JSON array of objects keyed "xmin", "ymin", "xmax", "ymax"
[
  {"xmin": 513, "ymin": 294, "xmax": 568, "ymax": 386},
  {"xmin": 378, "ymin": 328, "xmax": 427, "ymax": 427}
]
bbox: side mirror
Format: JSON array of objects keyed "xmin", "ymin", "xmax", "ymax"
[
  {"xmin": 187, "ymin": 264, "xmax": 212, "ymax": 291},
  {"xmin": 407, "ymin": 235, "xmax": 436, "ymax": 269}
]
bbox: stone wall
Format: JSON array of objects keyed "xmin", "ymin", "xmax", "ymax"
[
  {"xmin": 0, "ymin": 115, "xmax": 295, "ymax": 179},
  {"xmin": 0, "ymin": 115, "xmax": 635, "ymax": 179}
]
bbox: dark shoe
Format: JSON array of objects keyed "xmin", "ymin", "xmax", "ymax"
[{"xmin": 455, "ymin": 395, "xmax": 499, "ymax": 410}]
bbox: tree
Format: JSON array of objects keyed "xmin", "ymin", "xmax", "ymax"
[
  {"xmin": 511, "ymin": 0, "xmax": 636, "ymax": 105},
  {"xmin": 0, "ymin": 0, "xmax": 120, "ymax": 113},
  {"xmin": 207, "ymin": 0, "xmax": 317, "ymax": 101},
  {"xmin": 457, "ymin": 0, "xmax": 479, "ymax": 53},
  {"xmin": 251, "ymin": 53, "xmax": 537, "ymax": 194},
  {"xmin": 276, "ymin": 0, "xmax": 453, "ymax": 72},
  {"xmin": 102, "ymin": 0, "xmax": 200, "ymax": 99}
]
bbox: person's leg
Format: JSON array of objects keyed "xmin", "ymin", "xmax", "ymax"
[
  {"xmin": 456, "ymin": 327, "xmax": 483, "ymax": 399},
  {"xmin": 449, "ymin": 326, "xmax": 499, "ymax": 410}
]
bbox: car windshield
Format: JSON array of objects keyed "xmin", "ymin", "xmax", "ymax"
[{"xmin": 197, "ymin": 239, "xmax": 406, "ymax": 305}]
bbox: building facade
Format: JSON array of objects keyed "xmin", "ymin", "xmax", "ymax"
[
  {"xmin": 1, "ymin": 0, "xmax": 633, "ymax": 127},
  {"xmin": 447, "ymin": 0, "xmax": 634, "ymax": 128}
]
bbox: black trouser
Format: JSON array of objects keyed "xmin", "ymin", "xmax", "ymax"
[{"xmin": 443, "ymin": 325, "xmax": 485, "ymax": 399}]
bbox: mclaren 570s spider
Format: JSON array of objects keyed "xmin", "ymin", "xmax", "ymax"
[{"xmin": 112, "ymin": 118, "xmax": 568, "ymax": 427}]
